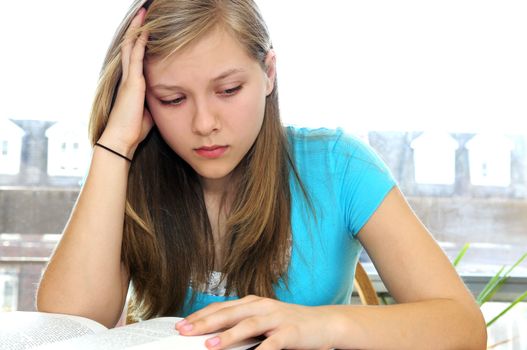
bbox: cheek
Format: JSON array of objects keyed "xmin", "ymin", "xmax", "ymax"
[
  {"xmin": 146, "ymin": 96, "xmax": 179, "ymax": 130},
  {"xmin": 145, "ymin": 102, "xmax": 188, "ymax": 150},
  {"xmin": 236, "ymin": 88, "xmax": 267, "ymax": 126},
  {"xmin": 156, "ymin": 121, "xmax": 190, "ymax": 156},
  {"xmin": 252, "ymin": 92, "xmax": 267, "ymax": 130},
  {"xmin": 145, "ymin": 95, "xmax": 163, "ymax": 124},
  {"xmin": 156, "ymin": 117, "xmax": 186, "ymax": 142}
]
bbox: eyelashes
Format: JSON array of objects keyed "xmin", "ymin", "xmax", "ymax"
[
  {"xmin": 160, "ymin": 96, "xmax": 185, "ymax": 106},
  {"xmin": 220, "ymin": 85, "xmax": 242, "ymax": 96},
  {"xmin": 160, "ymin": 85, "xmax": 243, "ymax": 106}
]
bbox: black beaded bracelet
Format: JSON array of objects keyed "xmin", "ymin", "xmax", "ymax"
[{"xmin": 95, "ymin": 142, "xmax": 132, "ymax": 162}]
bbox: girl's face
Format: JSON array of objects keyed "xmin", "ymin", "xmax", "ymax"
[{"xmin": 145, "ymin": 28, "xmax": 275, "ymax": 193}]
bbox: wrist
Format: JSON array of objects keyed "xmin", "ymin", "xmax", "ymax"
[
  {"xmin": 97, "ymin": 132, "xmax": 137, "ymax": 160},
  {"xmin": 322, "ymin": 305, "xmax": 360, "ymax": 349}
]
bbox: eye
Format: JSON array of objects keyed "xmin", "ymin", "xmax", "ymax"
[
  {"xmin": 160, "ymin": 96, "xmax": 186, "ymax": 106},
  {"xmin": 219, "ymin": 85, "xmax": 242, "ymax": 96}
]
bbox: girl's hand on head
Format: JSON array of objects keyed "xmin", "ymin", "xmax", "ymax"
[
  {"xmin": 99, "ymin": 7, "xmax": 154, "ymax": 160},
  {"xmin": 175, "ymin": 295, "xmax": 340, "ymax": 350}
]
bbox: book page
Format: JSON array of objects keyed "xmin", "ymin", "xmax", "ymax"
[
  {"xmin": 129, "ymin": 333, "xmax": 261, "ymax": 350},
  {"xmin": 37, "ymin": 316, "xmax": 260, "ymax": 350},
  {"xmin": 36, "ymin": 317, "xmax": 183, "ymax": 349},
  {"xmin": 0, "ymin": 311, "xmax": 107, "ymax": 350}
]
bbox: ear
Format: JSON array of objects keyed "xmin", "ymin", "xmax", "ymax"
[{"xmin": 263, "ymin": 50, "xmax": 277, "ymax": 96}]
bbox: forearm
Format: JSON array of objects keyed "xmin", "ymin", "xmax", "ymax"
[
  {"xmin": 329, "ymin": 299, "xmax": 487, "ymax": 350},
  {"xmin": 37, "ymin": 145, "xmax": 131, "ymax": 327}
]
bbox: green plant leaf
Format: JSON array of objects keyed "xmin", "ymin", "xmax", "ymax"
[
  {"xmin": 486, "ymin": 289, "xmax": 527, "ymax": 327},
  {"xmin": 452, "ymin": 245, "xmax": 527, "ymax": 328},
  {"xmin": 477, "ymin": 253, "xmax": 527, "ymax": 306},
  {"xmin": 477, "ymin": 266, "xmax": 505, "ymax": 305},
  {"xmin": 504, "ymin": 253, "xmax": 527, "ymax": 276},
  {"xmin": 453, "ymin": 243, "xmax": 470, "ymax": 267}
]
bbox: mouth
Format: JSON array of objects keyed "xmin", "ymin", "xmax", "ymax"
[{"xmin": 194, "ymin": 145, "xmax": 229, "ymax": 159}]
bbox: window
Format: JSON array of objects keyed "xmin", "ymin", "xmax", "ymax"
[
  {"xmin": 256, "ymin": 0, "xmax": 527, "ymax": 279},
  {"xmin": 1, "ymin": 141, "xmax": 7, "ymax": 156},
  {"xmin": 0, "ymin": 268, "xmax": 19, "ymax": 312},
  {"xmin": 0, "ymin": 119, "xmax": 24, "ymax": 175},
  {"xmin": 0, "ymin": 0, "xmax": 131, "ymax": 312},
  {"xmin": 47, "ymin": 134, "xmax": 89, "ymax": 176}
]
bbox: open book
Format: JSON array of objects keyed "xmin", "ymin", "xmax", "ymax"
[{"xmin": 0, "ymin": 311, "xmax": 260, "ymax": 350}]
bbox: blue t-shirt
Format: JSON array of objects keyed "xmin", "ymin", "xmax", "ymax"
[{"xmin": 180, "ymin": 127, "xmax": 396, "ymax": 316}]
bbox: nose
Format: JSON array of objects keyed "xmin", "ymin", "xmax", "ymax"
[{"xmin": 191, "ymin": 98, "xmax": 220, "ymax": 136}]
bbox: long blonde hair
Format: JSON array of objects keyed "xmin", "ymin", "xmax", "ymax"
[{"xmin": 89, "ymin": 0, "xmax": 307, "ymax": 320}]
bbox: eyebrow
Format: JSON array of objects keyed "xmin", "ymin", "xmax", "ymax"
[{"xmin": 150, "ymin": 68, "xmax": 247, "ymax": 91}]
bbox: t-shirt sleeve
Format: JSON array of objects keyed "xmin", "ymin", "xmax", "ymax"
[{"xmin": 332, "ymin": 130, "xmax": 397, "ymax": 238}]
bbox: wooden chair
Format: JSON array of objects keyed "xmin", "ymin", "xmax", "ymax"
[{"xmin": 353, "ymin": 261, "xmax": 380, "ymax": 305}]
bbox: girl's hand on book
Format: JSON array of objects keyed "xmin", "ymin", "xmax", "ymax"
[
  {"xmin": 99, "ymin": 7, "xmax": 153, "ymax": 160},
  {"xmin": 176, "ymin": 295, "xmax": 340, "ymax": 350}
]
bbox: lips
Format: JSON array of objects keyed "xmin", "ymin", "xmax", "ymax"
[
  {"xmin": 197, "ymin": 145, "xmax": 224, "ymax": 151},
  {"xmin": 194, "ymin": 145, "xmax": 229, "ymax": 159}
]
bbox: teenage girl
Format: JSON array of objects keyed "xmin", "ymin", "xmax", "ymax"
[{"xmin": 37, "ymin": 1, "xmax": 487, "ymax": 349}]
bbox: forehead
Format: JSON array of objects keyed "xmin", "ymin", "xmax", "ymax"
[{"xmin": 145, "ymin": 27, "xmax": 258, "ymax": 82}]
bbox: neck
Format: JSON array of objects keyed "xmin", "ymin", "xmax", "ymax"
[
  {"xmin": 200, "ymin": 167, "xmax": 241, "ymax": 198},
  {"xmin": 200, "ymin": 176, "xmax": 230, "ymax": 198}
]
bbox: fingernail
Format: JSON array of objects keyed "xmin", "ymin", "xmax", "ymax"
[
  {"xmin": 206, "ymin": 336, "xmax": 220, "ymax": 348},
  {"xmin": 175, "ymin": 319, "xmax": 188, "ymax": 328},
  {"xmin": 182, "ymin": 323, "xmax": 193, "ymax": 332}
]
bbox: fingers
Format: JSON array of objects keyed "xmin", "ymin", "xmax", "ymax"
[
  {"xmin": 176, "ymin": 299, "xmax": 334, "ymax": 350},
  {"xmin": 256, "ymin": 333, "xmax": 288, "ymax": 350},
  {"xmin": 100, "ymin": 6, "xmax": 152, "ymax": 150},
  {"xmin": 177, "ymin": 296, "xmax": 267, "ymax": 335},
  {"xmin": 129, "ymin": 29, "xmax": 149, "ymax": 79},
  {"xmin": 178, "ymin": 295, "xmax": 261, "ymax": 330},
  {"xmin": 121, "ymin": 7, "xmax": 147, "ymax": 80},
  {"xmin": 178, "ymin": 297, "xmax": 284, "ymax": 350},
  {"xmin": 205, "ymin": 315, "xmax": 279, "ymax": 350},
  {"xmin": 139, "ymin": 107, "xmax": 154, "ymax": 141}
]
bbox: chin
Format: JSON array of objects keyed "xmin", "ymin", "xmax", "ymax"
[{"xmin": 194, "ymin": 166, "xmax": 235, "ymax": 181}]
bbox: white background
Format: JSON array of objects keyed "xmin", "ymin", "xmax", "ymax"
[{"xmin": 1, "ymin": 1, "xmax": 526, "ymax": 133}]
